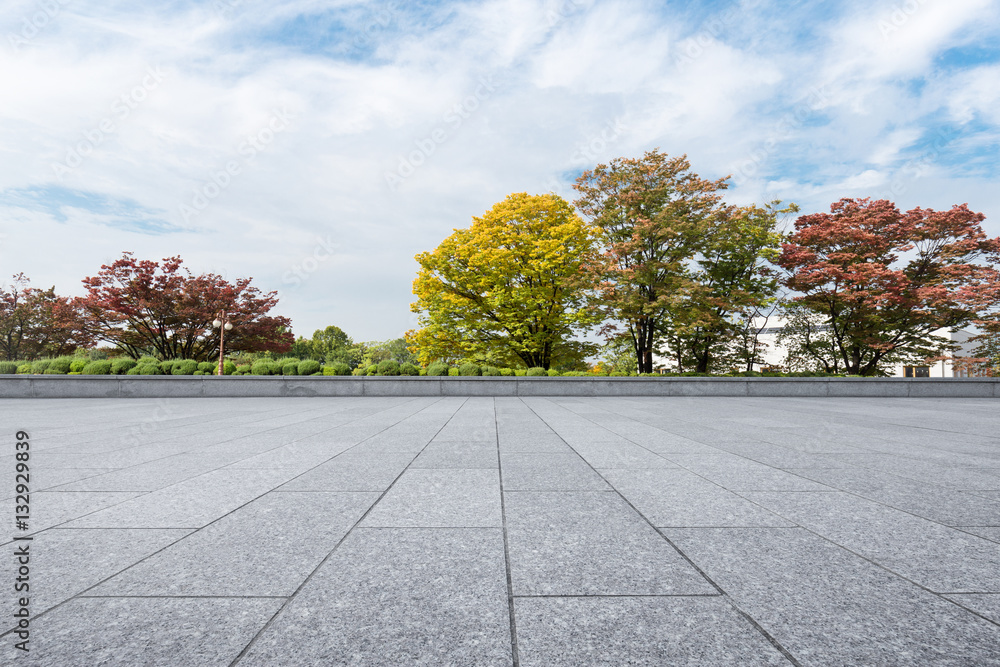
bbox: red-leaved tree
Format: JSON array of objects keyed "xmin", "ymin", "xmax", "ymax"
[
  {"xmin": 778, "ymin": 198, "xmax": 1000, "ymax": 375},
  {"xmin": 77, "ymin": 253, "xmax": 293, "ymax": 360},
  {"xmin": 0, "ymin": 273, "xmax": 91, "ymax": 360}
]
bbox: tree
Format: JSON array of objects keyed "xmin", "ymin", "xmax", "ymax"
[
  {"xmin": 312, "ymin": 325, "xmax": 352, "ymax": 364},
  {"xmin": 777, "ymin": 198, "xmax": 1000, "ymax": 375},
  {"xmin": 574, "ymin": 149, "xmax": 730, "ymax": 373},
  {"xmin": 663, "ymin": 202, "xmax": 795, "ymax": 373},
  {"xmin": 0, "ymin": 273, "xmax": 90, "ymax": 360},
  {"xmin": 77, "ymin": 253, "xmax": 293, "ymax": 360},
  {"xmin": 410, "ymin": 192, "xmax": 598, "ymax": 369}
]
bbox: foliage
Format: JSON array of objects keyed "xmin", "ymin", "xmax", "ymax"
[
  {"xmin": 251, "ymin": 359, "xmax": 275, "ymax": 375},
  {"xmin": 426, "ymin": 362, "xmax": 450, "ymax": 376},
  {"xmin": 411, "ymin": 192, "xmax": 599, "ymax": 370},
  {"xmin": 376, "ymin": 359, "xmax": 400, "ymax": 376},
  {"xmin": 481, "ymin": 366, "xmax": 502, "ymax": 376},
  {"xmin": 574, "ymin": 149, "xmax": 730, "ymax": 373},
  {"xmin": 81, "ymin": 360, "xmax": 113, "ymax": 375},
  {"xmin": 323, "ymin": 362, "xmax": 352, "ymax": 376},
  {"xmin": 16, "ymin": 363, "xmax": 31, "ymax": 374},
  {"xmin": 298, "ymin": 359, "xmax": 321, "ymax": 375},
  {"xmin": 526, "ymin": 367, "xmax": 547, "ymax": 376},
  {"xmin": 197, "ymin": 362, "xmax": 216, "ymax": 373},
  {"xmin": 70, "ymin": 359, "xmax": 87, "ymax": 373},
  {"xmin": 281, "ymin": 358, "xmax": 300, "ymax": 375},
  {"xmin": 777, "ymin": 198, "xmax": 1000, "ymax": 375},
  {"xmin": 399, "ymin": 362, "xmax": 420, "ymax": 376},
  {"xmin": 31, "ymin": 359, "xmax": 52, "ymax": 374},
  {"xmin": 172, "ymin": 359, "xmax": 199, "ymax": 375},
  {"xmin": 0, "ymin": 273, "xmax": 91, "ymax": 360},
  {"xmin": 111, "ymin": 358, "xmax": 137, "ymax": 375},
  {"xmin": 0, "ymin": 361, "xmax": 18, "ymax": 374},
  {"xmin": 76, "ymin": 252, "xmax": 293, "ymax": 361},
  {"xmin": 458, "ymin": 362, "xmax": 481, "ymax": 376}
]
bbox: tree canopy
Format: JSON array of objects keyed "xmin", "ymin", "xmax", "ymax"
[{"xmin": 409, "ymin": 192, "xmax": 598, "ymax": 369}]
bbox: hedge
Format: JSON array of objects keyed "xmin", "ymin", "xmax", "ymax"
[
  {"xmin": 323, "ymin": 362, "xmax": 352, "ymax": 376},
  {"xmin": 458, "ymin": 363, "xmax": 481, "ymax": 376},
  {"xmin": 111, "ymin": 358, "xmax": 137, "ymax": 375},
  {"xmin": 81, "ymin": 360, "xmax": 113, "ymax": 375},
  {"xmin": 377, "ymin": 359, "xmax": 400, "ymax": 376},
  {"xmin": 298, "ymin": 359, "xmax": 321, "ymax": 376}
]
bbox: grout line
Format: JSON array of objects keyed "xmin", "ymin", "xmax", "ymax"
[{"xmin": 497, "ymin": 397, "xmax": 521, "ymax": 667}]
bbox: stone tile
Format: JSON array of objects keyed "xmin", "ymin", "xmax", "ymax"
[
  {"xmin": 515, "ymin": 597, "xmax": 788, "ymax": 667},
  {"xmin": 16, "ymin": 597, "xmax": 282, "ymax": 666},
  {"xmin": 498, "ymin": 434, "xmax": 573, "ymax": 453},
  {"xmin": 792, "ymin": 467, "xmax": 1000, "ymax": 525},
  {"xmin": 90, "ymin": 492, "xmax": 378, "ymax": 597},
  {"xmin": 602, "ymin": 469, "xmax": 793, "ymax": 527},
  {"xmin": 668, "ymin": 454, "xmax": 831, "ymax": 491},
  {"xmin": 501, "ymin": 452, "xmax": 610, "ymax": 491},
  {"xmin": 665, "ymin": 527, "xmax": 1000, "ymax": 666},
  {"xmin": 823, "ymin": 453, "xmax": 1000, "ymax": 490},
  {"xmin": 944, "ymin": 594, "xmax": 1000, "ymax": 624},
  {"xmin": 411, "ymin": 441, "xmax": 499, "ymax": 468},
  {"xmin": 742, "ymin": 491, "xmax": 1000, "ymax": 592},
  {"xmin": 1, "ymin": 528, "xmax": 189, "ymax": 628},
  {"xmin": 569, "ymin": 442, "xmax": 675, "ymax": 469},
  {"xmin": 29, "ymin": 467, "xmax": 117, "ymax": 491},
  {"xmin": 361, "ymin": 468, "xmax": 502, "ymax": 527},
  {"xmin": 277, "ymin": 452, "xmax": 413, "ymax": 491},
  {"xmin": 959, "ymin": 527, "xmax": 1000, "ymax": 542},
  {"xmin": 12, "ymin": 491, "xmax": 143, "ymax": 534},
  {"xmin": 505, "ymin": 491, "xmax": 714, "ymax": 596},
  {"xmin": 238, "ymin": 528, "xmax": 512, "ymax": 667},
  {"xmin": 64, "ymin": 469, "xmax": 297, "ymax": 529}
]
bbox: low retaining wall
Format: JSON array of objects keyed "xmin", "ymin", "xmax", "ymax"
[{"xmin": 1, "ymin": 375, "xmax": 998, "ymax": 398}]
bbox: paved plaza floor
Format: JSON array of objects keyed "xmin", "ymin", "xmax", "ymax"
[{"xmin": 2, "ymin": 395, "xmax": 999, "ymax": 665}]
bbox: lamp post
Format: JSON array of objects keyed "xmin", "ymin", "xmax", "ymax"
[{"xmin": 212, "ymin": 311, "xmax": 234, "ymax": 376}]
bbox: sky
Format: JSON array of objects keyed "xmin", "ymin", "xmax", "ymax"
[{"xmin": 1, "ymin": 0, "xmax": 999, "ymax": 342}]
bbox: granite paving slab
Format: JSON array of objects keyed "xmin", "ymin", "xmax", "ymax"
[
  {"xmin": 89, "ymin": 492, "xmax": 378, "ymax": 597},
  {"xmin": 360, "ymin": 468, "xmax": 503, "ymax": 527},
  {"xmin": 501, "ymin": 452, "xmax": 610, "ymax": 491},
  {"xmin": 944, "ymin": 594, "xmax": 1000, "ymax": 624},
  {"xmin": 237, "ymin": 527, "xmax": 512, "ymax": 667},
  {"xmin": 277, "ymin": 451, "xmax": 414, "ymax": 491}
]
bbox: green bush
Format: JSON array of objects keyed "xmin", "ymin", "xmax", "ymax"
[
  {"xmin": 547, "ymin": 369, "xmax": 560, "ymax": 376},
  {"xmin": 500, "ymin": 368, "xmax": 514, "ymax": 377},
  {"xmin": 111, "ymin": 358, "xmax": 137, "ymax": 375},
  {"xmin": 223, "ymin": 360, "xmax": 236, "ymax": 375},
  {"xmin": 16, "ymin": 364, "xmax": 31, "ymax": 374},
  {"xmin": 250, "ymin": 359, "xmax": 273, "ymax": 375},
  {"xmin": 323, "ymin": 362, "xmax": 352, "ymax": 376},
  {"xmin": 132, "ymin": 364, "xmax": 160, "ymax": 375},
  {"xmin": 281, "ymin": 359, "xmax": 300, "ymax": 376},
  {"xmin": 298, "ymin": 359, "xmax": 321, "ymax": 376},
  {"xmin": 137, "ymin": 356, "xmax": 159, "ymax": 365},
  {"xmin": 159, "ymin": 360, "xmax": 177, "ymax": 374},
  {"xmin": 31, "ymin": 359, "xmax": 52, "ymax": 374},
  {"xmin": 365, "ymin": 364, "xmax": 379, "ymax": 376},
  {"xmin": 81, "ymin": 360, "xmax": 113, "ymax": 375},
  {"xmin": 399, "ymin": 362, "xmax": 420, "ymax": 376},
  {"xmin": 48, "ymin": 357, "xmax": 74, "ymax": 374},
  {"xmin": 526, "ymin": 367, "xmax": 546, "ymax": 376},
  {"xmin": 458, "ymin": 363, "xmax": 481, "ymax": 376},
  {"xmin": 481, "ymin": 366, "xmax": 502, "ymax": 376},
  {"xmin": 236, "ymin": 365, "xmax": 252, "ymax": 375},
  {"xmin": 0, "ymin": 361, "xmax": 18, "ymax": 374},
  {"xmin": 197, "ymin": 362, "xmax": 216, "ymax": 373},
  {"xmin": 172, "ymin": 359, "xmax": 199, "ymax": 375},
  {"xmin": 609, "ymin": 371, "xmax": 629, "ymax": 377},
  {"xmin": 448, "ymin": 367, "xmax": 459, "ymax": 376},
  {"xmin": 514, "ymin": 369, "xmax": 526, "ymax": 376},
  {"xmin": 377, "ymin": 359, "xmax": 400, "ymax": 376},
  {"xmin": 69, "ymin": 359, "xmax": 87, "ymax": 373},
  {"xmin": 426, "ymin": 362, "xmax": 450, "ymax": 376}
]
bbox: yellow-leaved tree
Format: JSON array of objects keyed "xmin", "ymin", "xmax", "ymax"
[{"xmin": 408, "ymin": 192, "xmax": 599, "ymax": 369}]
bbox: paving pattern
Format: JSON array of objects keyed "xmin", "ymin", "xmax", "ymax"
[{"xmin": 2, "ymin": 395, "xmax": 999, "ymax": 666}]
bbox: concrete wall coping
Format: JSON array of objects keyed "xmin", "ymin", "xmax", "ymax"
[{"xmin": 1, "ymin": 375, "xmax": 997, "ymax": 398}]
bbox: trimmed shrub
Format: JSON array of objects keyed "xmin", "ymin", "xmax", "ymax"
[
  {"xmin": 0, "ymin": 361, "xmax": 18, "ymax": 374},
  {"xmin": 298, "ymin": 359, "xmax": 321, "ymax": 376},
  {"xmin": 197, "ymin": 362, "xmax": 216, "ymax": 373},
  {"xmin": 81, "ymin": 360, "xmax": 113, "ymax": 375},
  {"xmin": 458, "ymin": 363, "xmax": 481, "ymax": 376},
  {"xmin": 609, "ymin": 371, "xmax": 629, "ymax": 377},
  {"xmin": 250, "ymin": 359, "xmax": 273, "ymax": 375},
  {"xmin": 160, "ymin": 360, "xmax": 177, "ymax": 374},
  {"xmin": 514, "ymin": 369, "xmax": 526, "ymax": 376},
  {"xmin": 43, "ymin": 369, "xmax": 63, "ymax": 374},
  {"xmin": 399, "ymin": 362, "xmax": 420, "ymax": 376},
  {"xmin": 365, "ymin": 364, "xmax": 379, "ymax": 376},
  {"xmin": 323, "ymin": 362, "xmax": 352, "ymax": 376},
  {"xmin": 426, "ymin": 362, "xmax": 450, "ymax": 376},
  {"xmin": 48, "ymin": 357, "xmax": 74, "ymax": 374},
  {"xmin": 172, "ymin": 359, "xmax": 199, "ymax": 375},
  {"xmin": 500, "ymin": 368, "xmax": 514, "ymax": 377},
  {"xmin": 448, "ymin": 367, "xmax": 459, "ymax": 376},
  {"xmin": 377, "ymin": 359, "xmax": 400, "ymax": 376},
  {"xmin": 281, "ymin": 359, "xmax": 300, "ymax": 375},
  {"xmin": 31, "ymin": 359, "xmax": 52, "ymax": 374},
  {"xmin": 526, "ymin": 367, "xmax": 546, "ymax": 376},
  {"xmin": 134, "ymin": 364, "xmax": 160, "ymax": 375},
  {"xmin": 111, "ymin": 358, "xmax": 137, "ymax": 375},
  {"xmin": 69, "ymin": 359, "xmax": 87, "ymax": 373},
  {"xmin": 223, "ymin": 360, "xmax": 236, "ymax": 375},
  {"xmin": 547, "ymin": 369, "xmax": 560, "ymax": 376},
  {"xmin": 236, "ymin": 365, "xmax": 252, "ymax": 375},
  {"xmin": 137, "ymin": 356, "xmax": 159, "ymax": 365}
]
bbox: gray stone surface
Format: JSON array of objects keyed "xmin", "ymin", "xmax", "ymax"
[
  {"xmin": 3, "ymin": 395, "xmax": 999, "ymax": 666},
  {"xmin": 515, "ymin": 597, "xmax": 789, "ymax": 666},
  {"xmin": 12, "ymin": 597, "xmax": 282, "ymax": 666},
  {"xmin": 89, "ymin": 492, "xmax": 378, "ymax": 596},
  {"xmin": 238, "ymin": 528, "xmax": 512, "ymax": 667},
  {"xmin": 504, "ymin": 491, "xmax": 714, "ymax": 595}
]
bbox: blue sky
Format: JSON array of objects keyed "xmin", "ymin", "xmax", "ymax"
[{"xmin": 1, "ymin": 0, "xmax": 999, "ymax": 341}]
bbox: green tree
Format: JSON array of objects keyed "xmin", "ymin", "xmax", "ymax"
[
  {"xmin": 410, "ymin": 192, "xmax": 599, "ymax": 370},
  {"xmin": 574, "ymin": 149, "xmax": 730, "ymax": 374}
]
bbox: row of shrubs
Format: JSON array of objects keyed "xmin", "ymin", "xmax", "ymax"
[{"xmin": 0, "ymin": 357, "xmax": 847, "ymax": 378}]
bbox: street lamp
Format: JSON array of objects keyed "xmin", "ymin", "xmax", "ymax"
[{"xmin": 212, "ymin": 310, "xmax": 234, "ymax": 376}]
